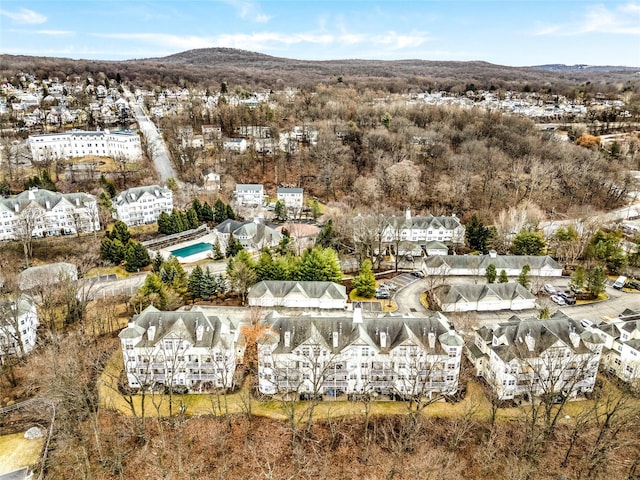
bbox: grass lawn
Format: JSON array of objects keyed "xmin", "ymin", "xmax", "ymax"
[
  {"xmin": 85, "ymin": 265, "xmax": 130, "ymax": 279},
  {"xmin": 576, "ymin": 292, "xmax": 609, "ymax": 305},
  {"xmin": 0, "ymin": 432, "xmax": 43, "ymax": 475}
]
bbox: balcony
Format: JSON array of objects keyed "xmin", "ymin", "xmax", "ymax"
[
  {"xmin": 186, "ymin": 373, "xmax": 220, "ymax": 381},
  {"xmin": 323, "ymin": 380, "xmax": 349, "ymax": 389}
]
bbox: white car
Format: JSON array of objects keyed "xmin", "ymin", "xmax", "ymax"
[
  {"xmin": 550, "ymin": 295, "xmax": 566, "ymax": 306},
  {"xmin": 544, "ymin": 284, "xmax": 556, "ymax": 295}
]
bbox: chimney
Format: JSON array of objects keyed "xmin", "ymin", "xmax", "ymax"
[
  {"xmin": 147, "ymin": 325, "xmax": 156, "ymax": 342},
  {"xmin": 428, "ymin": 331, "xmax": 436, "ymax": 349},
  {"xmin": 284, "ymin": 331, "xmax": 291, "ymax": 348},
  {"xmin": 353, "ymin": 306, "xmax": 363, "ymax": 324},
  {"xmin": 488, "ymin": 249, "xmax": 498, "ymax": 258},
  {"xmin": 14, "ymin": 203, "xmax": 19, "ymax": 213},
  {"xmin": 332, "ymin": 331, "xmax": 339, "ymax": 349},
  {"xmin": 380, "ymin": 331, "xmax": 387, "ymax": 348},
  {"xmin": 220, "ymin": 318, "xmax": 230, "ymax": 334},
  {"xmin": 195, "ymin": 323, "xmax": 204, "ymax": 342},
  {"xmin": 75, "ymin": 197, "xmax": 80, "ymax": 206},
  {"xmin": 45, "ymin": 200, "xmax": 51, "ymax": 209},
  {"xmin": 525, "ymin": 330, "xmax": 535, "ymax": 351},
  {"xmin": 405, "ymin": 207, "xmax": 411, "ymax": 220},
  {"xmin": 569, "ymin": 328, "xmax": 580, "ymax": 349},
  {"xmin": 28, "ymin": 189, "xmax": 36, "ymax": 200}
]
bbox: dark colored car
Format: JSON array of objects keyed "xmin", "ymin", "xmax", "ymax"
[{"xmin": 559, "ymin": 292, "xmax": 576, "ymax": 305}]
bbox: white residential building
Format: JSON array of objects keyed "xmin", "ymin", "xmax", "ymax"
[
  {"xmin": 235, "ymin": 184, "xmax": 264, "ymax": 206},
  {"xmin": 277, "ymin": 187, "xmax": 304, "ymax": 210},
  {"xmin": 0, "ymin": 188, "xmax": 100, "ymax": 241},
  {"xmin": 119, "ymin": 306, "xmax": 239, "ymax": 392},
  {"xmin": 596, "ymin": 309, "xmax": 640, "ymax": 388},
  {"xmin": 466, "ymin": 312, "xmax": 603, "ymax": 400},
  {"xmin": 423, "ymin": 252, "xmax": 562, "ymax": 277},
  {"xmin": 112, "ymin": 185, "xmax": 173, "ymax": 227},
  {"xmin": 222, "ymin": 138, "xmax": 248, "ymax": 153},
  {"xmin": 28, "ymin": 129, "xmax": 142, "ymax": 161},
  {"xmin": 433, "ymin": 283, "xmax": 537, "ymax": 312},
  {"xmin": 0, "ymin": 295, "xmax": 39, "ymax": 358},
  {"xmin": 248, "ymin": 281, "xmax": 348, "ymax": 309},
  {"xmin": 382, "ymin": 209, "xmax": 465, "ymax": 246},
  {"xmin": 215, "ymin": 218, "xmax": 282, "ymax": 252},
  {"xmin": 258, "ymin": 310, "xmax": 464, "ymax": 398}
]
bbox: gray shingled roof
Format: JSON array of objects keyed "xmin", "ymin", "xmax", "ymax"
[
  {"xmin": 248, "ymin": 281, "xmax": 347, "ymax": 301},
  {"xmin": 424, "ymin": 254, "xmax": 561, "ymax": 271},
  {"xmin": 112, "ymin": 185, "xmax": 170, "ymax": 206},
  {"xmin": 0, "ymin": 188, "xmax": 95, "ymax": 214},
  {"xmin": 434, "ymin": 283, "xmax": 535, "ymax": 304}
]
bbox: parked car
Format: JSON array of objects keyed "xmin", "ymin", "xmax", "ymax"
[
  {"xmin": 627, "ymin": 281, "xmax": 640, "ymax": 290},
  {"xmin": 580, "ymin": 319, "xmax": 594, "ymax": 328},
  {"xmin": 375, "ymin": 288, "xmax": 391, "ymax": 299},
  {"xmin": 380, "ymin": 282, "xmax": 397, "ymax": 291},
  {"xmin": 613, "ymin": 275, "xmax": 627, "ymax": 290},
  {"xmin": 544, "ymin": 284, "xmax": 557, "ymax": 295},
  {"xmin": 410, "ymin": 271, "xmax": 424, "ymax": 278},
  {"xmin": 550, "ymin": 295, "xmax": 566, "ymax": 305},
  {"xmin": 559, "ymin": 292, "xmax": 576, "ymax": 305}
]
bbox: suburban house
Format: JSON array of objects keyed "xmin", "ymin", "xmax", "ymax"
[
  {"xmin": 382, "ymin": 209, "xmax": 465, "ymax": 247},
  {"xmin": 222, "ymin": 138, "xmax": 248, "ymax": 153},
  {"xmin": 28, "ymin": 129, "xmax": 142, "ymax": 161},
  {"xmin": 112, "ymin": 185, "xmax": 173, "ymax": 227},
  {"xmin": 0, "ymin": 188, "xmax": 100, "ymax": 241},
  {"xmin": 202, "ymin": 125, "xmax": 222, "ymax": 144},
  {"xmin": 215, "ymin": 218, "xmax": 282, "ymax": 252},
  {"xmin": 235, "ymin": 184, "xmax": 264, "ymax": 207},
  {"xmin": 465, "ymin": 312, "xmax": 603, "ymax": 400},
  {"xmin": 248, "ymin": 281, "xmax": 348, "ymax": 309},
  {"xmin": 119, "ymin": 305, "xmax": 240, "ymax": 392},
  {"xmin": 202, "ymin": 172, "xmax": 221, "ymax": 192},
  {"xmin": 596, "ymin": 308, "xmax": 640, "ymax": 388},
  {"xmin": 0, "ymin": 295, "xmax": 39, "ymax": 358},
  {"xmin": 257, "ymin": 309, "xmax": 464, "ymax": 398},
  {"xmin": 277, "ymin": 187, "xmax": 304, "ymax": 211},
  {"xmin": 423, "ymin": 252, "xmax": 562, "ymax": 277},
  {"xmin": 18, "ymin": 262, "xmax": 78, "ymax": 291},
  {"xmin": 432, "ymin": 283, "xmax": 537, "ymax": 312}
]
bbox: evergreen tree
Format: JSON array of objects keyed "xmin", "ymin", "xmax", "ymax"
[
  {"xmin": 517, "ymin": 264, "xmax": 531, "ymax": 288},
  {"xmin": 200, "ymin": 268, "xmax": 218, "ymax": 300},
  {"xmin": 192, "ymin": 198, "xmax": 203, "ymax": 220},
  {"xmin": 353, "ymin": 259, "xmax": 376, "ymax": 298},
  {"xmin": 498, "ymin": 269, "xmax": 508, "ymax": 283},
  {"xmin": 188, "ymin": 265, "xmax": 204, "ymax": 300},
  {"xmin": 186, "ymin": 207, "xmax": 199, "ymax": 229},
  {"xmin": 299, "ymin": 247, "xmax": 342, "ymax": 282},
  {"xmin": 511, "ymin": 230, "xmax": 546, "ymax": 256},
  {"xmin": 124, "ymin": 241, "xmax": 151, "ymax": 272},
  {"xmin": 274, "ymin": 200, "xmax": 286, "ymax": 220},
  {"xmin": 100, "ymin": 237, "xmax": 125, "ymax": 264},
  {"xmin": 276, "ymin": 228, "xmax": 293, "ymax": 255},
  {"xmin": 255, "ymin": 251, "xmax": 275, "ymax": 281},
  {"xmin": 200, "ymin": 202, "xmax": 214, "ymax": 222},
  {"xmin": 108, "ymin": 220, "xmax": 131, "ymax": 245},
  {"xmin": 586, "ymin": 266, "xmax": 606, "ymax": 297},
  {"xmin": 152, "ymin": 252, "xmax": 164, "ymax": 272},
  {"xmin": 316, "ymin": 219, "xmax": 337, "ymax": 249},
  {"xmin": 310, "ymin": 199, "xmax": 321, "ymax": 221},
  {"xmin": 157, "ymin": 211, "xmax": 171, "ymax": 234},
  {"xmin": 586, "ymin": 229, "xmax": 627, "ymax": 272},
  {"xmin": 485, "ymin": 263, "xmax": 497, "ymax": 283},
  {"xmin": 465, "ymin": 213, "xmax": 491, "ymax": 253},
  {"xmin": 133, "ymin": 273, "xmax": 168, "ymax": 310},
  {"xmin": 214, "ymin": 199, "xmax": 227, "ymax": 223},
  {"xmin": 159, "ymin": 256, "xmax": 188, "ymax": 296},
  {"xmin": 212, "ymin": 239, "xmax": 224, "ymax": 260},
  {"xmin": 226, "ymin": 204, "xmax": 236, "ymax": 220},
  {"xmin": 226, "ymin": 234, "xmax": 244, "ymax": 258}
]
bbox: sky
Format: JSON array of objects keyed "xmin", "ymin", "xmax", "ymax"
[{"xmin": 0, "ymin": 0, "xmax": 639, "ymax": 66}]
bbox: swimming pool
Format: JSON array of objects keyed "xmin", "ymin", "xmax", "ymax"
[{"xmin": 169, "ymin": 242, "xmax": 212, "ymax": 258}]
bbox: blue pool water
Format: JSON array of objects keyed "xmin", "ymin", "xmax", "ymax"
[{"xmin": 169, "ymin": 242, "xmax": 212, "ymax": 258}]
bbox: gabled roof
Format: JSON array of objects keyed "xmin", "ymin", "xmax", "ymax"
[
  {"xmin": 248, "ymin": 281, "xmax": 347, "ymax": 301},
  {"xmin": 113, "ymin": 185, "xmax": 171, "ymax": 206},
  {"xmin": 0, "ymin": 188, "xmax": 95, "ymax": 214},
  {"xmin": 424, "ymin": 254, "xmax": 561, "ymax": 271},
  {"xmin": 434, "ymin": 283, "xmax": 536, "ymax": 304}
]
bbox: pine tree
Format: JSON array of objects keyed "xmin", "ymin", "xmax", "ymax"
[
  {"xmin": 212, "ymin": 239, "xmax": 224, "ymax": 260},
  {"xmin": 226, "ymin": 204, "xmax": 236, "ymax": 220},
  {"xmin": 256, "ymin": 251, "xmax": 275, "ymax": 281},
  {"xmin": 517, "ymin": 264, "xmax": 531, "ymax": 288},
  {"xmin": 109, "ymin": 220, "xmax": 131, "ymax": 245},
  {"xmin": 201, "ymin": 202, "xmax": 214, "ymax": 222},
  {"xmin": 152, "ymin": 252, "xmax": 164, "ymax": 272},
  {"xmin": 188, "ymin": 265, "xmax": 204, "ymax": 300},
  {"xmin": 214, "ymin": 199, "xmax": 227, "ymax": 223},
  {"xmin": 485, "ymin": 263, "xmax": 497, "ymax": 283},
  {"xmin": 192, "ymin": 198, "xmax": 203, "ymax": 220},
  {"xmin": 186, "ymin": 207, "xmax": 199, "ymax": 230},
  {"xmin": 498, "ymin": 269, "xmax": 508, "ymax": 283},
  {"xmin": 226, "ymin": 234, "xmax": 243, "ymax": 258},
  {"xmin": 157, "ymin": 211, "xmax": 171, "ymax": 234},
  {"xmin": 274, "ymin": 200, "xmax": 286, "ymax": 220},
  {"xmin": 465, "ymin": 214, "xmax": 491, "ymax": 253},
  {"xmin": 353, "ymin": 259, "xmax": 376, "ymax": 298},
  {"xmin": 124, "ymin": 241, "xmax": 151, "ymax": 272}
]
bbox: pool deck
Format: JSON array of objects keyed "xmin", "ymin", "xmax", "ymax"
[{"xmin": 155, "ymin": 233, "xmax": 218, "ymax": 264}]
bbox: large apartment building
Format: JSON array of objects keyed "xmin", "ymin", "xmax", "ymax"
[
  {"xmin": 0, "ymin": 295, "xmax": 39, "ymax": 358},
  {"xmin": 119, "ymin": 306, "xmax": 240, "ymax": 392},
  {"xmin": 466, "ymin": 312, "xmax": 603, "ymax": 400},
  {"xmin": 0, "ymin": 187, "xmax": 99, "ymax": 241},
  {"xmin": 28, "ymin": 129, "xmax": 142, "ymax": 161},
  {"xmin": 258, "ymin": 309, "xmax": 464, "ymax": 398},
  {"xmin": 112, "ymin": 185, "xmax": 173, "ymax": 227},
  {"xmin": 597, "ymin": 308, "xmax": 640, "ymax": 389},
  {"xmin": 381, "ymin": 209, "xmax": 465, "ymax": 246}
]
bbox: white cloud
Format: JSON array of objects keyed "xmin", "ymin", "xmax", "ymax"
[
  {"xmin": 219, "ymin": 0, "xmax": 272, "ymax": 23},
  {"xmin": 534, "ymin": 2, "xmax": 640, "ymax": 36},
  {"xmin": 36, "ymin": 30, "xmax": 74, "ymax": 36},
  {"xmin": 0, "ymin": 7, "xmax": 46, "ymax": 24}
]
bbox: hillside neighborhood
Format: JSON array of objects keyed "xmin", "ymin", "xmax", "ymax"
[{"xmin": 1, "ymin": 54, "xmax": 639, "ymax": 480}]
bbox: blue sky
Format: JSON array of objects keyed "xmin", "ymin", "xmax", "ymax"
[{"xmin": 1, "ymin": 1, "xmax": 638, "ymax": 66}]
